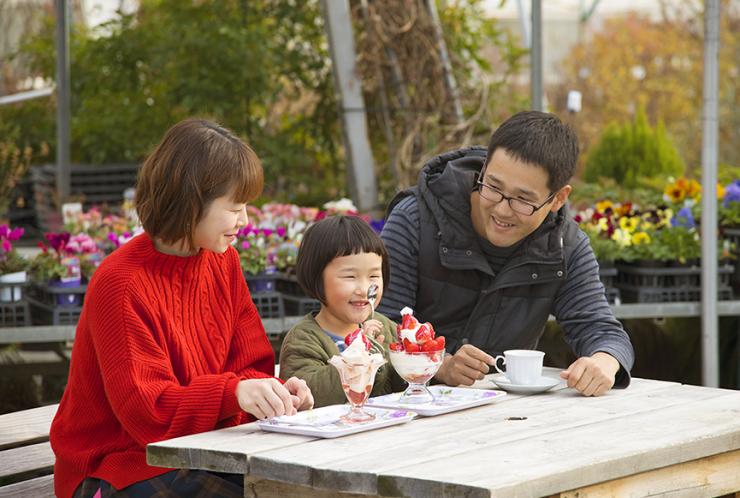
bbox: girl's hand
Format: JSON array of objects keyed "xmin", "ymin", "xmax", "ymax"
[
  {"xmin": 362, "ymin": 319, "xmax": 385, "ymax": 344},
  {"xmin": 283, "ymin": 376, "xmax": 314, "ymax": 411},
  {"xmin": 236, "ymin": 378, "xmax": 296, "ymax": 419}
]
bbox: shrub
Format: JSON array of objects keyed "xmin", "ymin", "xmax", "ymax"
[{"xmin": 584, "ymin": 107, "xmax": 685, "ymax": 189}]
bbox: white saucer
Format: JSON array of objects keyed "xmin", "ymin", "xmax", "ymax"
[{"xmin": 490, "ymin": 374, "xmax": 561, "ymax": 394}]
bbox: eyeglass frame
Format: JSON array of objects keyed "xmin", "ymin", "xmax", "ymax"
[{"xmin": 475, "ymin": 172, "xmax": 558, "ymax": 216}]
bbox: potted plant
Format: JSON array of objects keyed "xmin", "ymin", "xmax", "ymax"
[
  {"xmin": 0, "ymin": 225, "xmax": 28, "ymax": 302},
  {"xmin": 29, "ymin": 233, "xmax": 85, "ymax": 307}
]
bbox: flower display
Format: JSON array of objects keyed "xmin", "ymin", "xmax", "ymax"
[
  {"xmin": 575, "ymin": 176, "xmax": 733, "ymax": 265},
  {"xmin": 30, "ymin": 231, "xmax": 106, "ymax": 283},
  {"xmin": 0, "ymin": 224, "xmax": 27, "ymax": 274},
  {"xmin": 64, "ymin": 205, "xmax": 141, "ymax": 254},
  {"xmin": 720, "ymin": 180, "xmax": 740, "ymax": 227}
]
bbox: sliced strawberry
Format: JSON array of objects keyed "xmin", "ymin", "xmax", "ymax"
[
  {"xmin": 344, "ymin": 328, "xmax": 370, "ymax": 350},
  {"xmin": 427, "ymin": 322, "xmax": 436, "ymax": 339},
  {"xmin": 344, "ymin": 328, "xmax": 361, "ymax": 346},
  {"xmin": 436, "ymin": 335, "xmax": 445, "ymax": 349},
  {"xmin": 389, "ymin": 342, "xmax": 403, "ymax": 352},
  {"xmin": 401, "ymin": 313, "xmax": 416, "ymax": 330},
  {"xmin": 415, "ymin": 324, "xmax": 432, "ymax": 343},
  {"xmin": 346, "ymin": 389, "xmax": 368, "ymax": 405},
  {"xmin": 421, "ymin": 339, "xmax": 438, "ymax": 352},
  {"xmin": 405, "ymin": 342, "xmax": 422, "ymax": 353},
  {"xmin": 402, "ymin": 338, "xmax": 415, "ymax": 351}
]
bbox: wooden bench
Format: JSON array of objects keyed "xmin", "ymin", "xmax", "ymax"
[{"xmin": 0, "ymin": 404, "xmax": 57, "ymax": 497}]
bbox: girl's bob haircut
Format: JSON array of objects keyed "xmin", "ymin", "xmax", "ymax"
[
  {"xmin": 296, "ymin": 215, "xmax": 389, "ymax": 304},
  {"xmin": 135, "ymin": 118, "xmax": 263, "ymax": 250}
]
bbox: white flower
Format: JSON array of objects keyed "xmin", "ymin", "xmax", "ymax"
[{"xmin": 323, "ymin": 198, "xmax": 357, "ymax": 213}]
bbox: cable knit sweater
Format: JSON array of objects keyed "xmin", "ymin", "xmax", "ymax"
[{"xmin": 50, "ymin": 233, "xmax": 276, "ymax": 498}]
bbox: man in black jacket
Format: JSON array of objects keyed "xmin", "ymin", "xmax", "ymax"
[{"xmin": 378, "ymin": 111, "xmax": 634, "ymax": 396}]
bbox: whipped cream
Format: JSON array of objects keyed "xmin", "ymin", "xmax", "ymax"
[
  {"xmin": 329, "ymin": 335, "xmax": 386, "ymax": 393},
  {"xmin": 398, "ymin": 307, "xmax": 422, "ymax": 344}
]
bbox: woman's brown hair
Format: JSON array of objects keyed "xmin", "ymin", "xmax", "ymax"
[{"xmin": 135, "ymin": 118, "xmax": 263, "ymax": 250}]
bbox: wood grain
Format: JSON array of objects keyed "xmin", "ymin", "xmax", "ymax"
[{"xmin": 0, "ymin": 404, "xmax": 57, "ymax": 451}]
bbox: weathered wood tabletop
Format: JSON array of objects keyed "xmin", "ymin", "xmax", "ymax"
[{"xmin": 147, "ymin": 370, "xmax": 740, "ymax": 498}]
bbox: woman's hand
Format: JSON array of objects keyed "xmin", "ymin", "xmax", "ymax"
[
  {"xmin": 236, "ymin": 378, "xmax": 297, "ymax": 419},
  {"xmin": 362, "ymin": 319, "xmax": 385, "ymax": 344},
  {"xmin": 283, "ymin": 376, "xmax": 314, "ymax": 411}
]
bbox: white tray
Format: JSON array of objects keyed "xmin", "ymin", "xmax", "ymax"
[
  {"xmin": 366, "ymin": 386, "xmax": 506, "ymax": 416},
  {"xmin": 257, "ymin": 405, "xmax": 417, "ymax": 438}
]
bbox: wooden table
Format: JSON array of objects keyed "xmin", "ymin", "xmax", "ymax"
[
  {"xmin": 0, "ymin": 404, "xmax": 57, "ymax": 496},
  {"xmin": 147, "ymin": 371, "xmax": 740, "ymax": 497}
]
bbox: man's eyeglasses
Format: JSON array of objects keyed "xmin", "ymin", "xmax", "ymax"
[{"xmin": 476, "ymin": 181, "xmax": 557, "ymax": 216}]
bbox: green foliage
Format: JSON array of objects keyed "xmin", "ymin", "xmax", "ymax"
[
  {"xmin": 584, "ymin": 107, "xmax": 685, "ymax": 189},
  {"xmin": 28, "ymin": 252, "xmax": 68, "ymax": 283},
  {"xmin": 720, "ymin": 202, "xmax": 740, "ymax": 227},
  {"xmin": 569, "ymin": 177, "xmax": 664, "ymax": 212},
  {"xmin": 0, "ymin": 251, "xmax": 28, "ymax": 274},
  {"xmin": 582, "ymin": 226, "xmax": 621, "ymax": 263},
  {"xmin": 1, "ymin": 0, "xmax": 525, "ymax": 208},
  {"xmin": 2, "ymin": 0, "xmax": 342, "ymax": 206}
]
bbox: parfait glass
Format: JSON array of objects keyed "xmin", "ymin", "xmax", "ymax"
[
  {"xmin": 329, "ymin": 355, "xmax": 386, "ymax": 423},
  {"xmin": 389, "ymin": 349, "xmax": 445, "ymax": 404}
]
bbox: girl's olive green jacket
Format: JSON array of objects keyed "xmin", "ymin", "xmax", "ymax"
[{"xmin": 278, "ymin": 312, "xmax": 406, "ymax": 407}]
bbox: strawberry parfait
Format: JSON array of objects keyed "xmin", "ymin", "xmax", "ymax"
[
  {"xmin": 388, "ymin": 307, "xmax": 445, "ymax": 403},
  {"xmin": 328, "ymin": 329, "xmax": 386, "ymax": 422}
]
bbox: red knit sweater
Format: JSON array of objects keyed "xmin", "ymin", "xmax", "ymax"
[{"xmin": 50, "ymin": 233, "xmax": 276, "ymax": 498}]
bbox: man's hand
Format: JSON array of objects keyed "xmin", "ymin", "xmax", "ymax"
[
  {"xmin": 560, "ymin": 352, "xmax": 620, "ymax": 396},
  {"xmin": 283, "ymin": 376, "xmax": 314, "ymax": 411},
  {"xmin": 434, "ymin": 344, "xmax": 494, "ymax": 386}
]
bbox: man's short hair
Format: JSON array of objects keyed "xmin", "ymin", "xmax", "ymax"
[
  {"xmin": 135, "ymin": 118, "xmax": 263, "ymax": 250},
  {"xmin": 486, "ymin": 111, "xmax": 579, "ymax": 191},
  {"xmin": 296, "ymin": 215, "xmax": 389, "ymax": 305}
]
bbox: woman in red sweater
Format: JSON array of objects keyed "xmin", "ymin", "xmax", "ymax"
[{"xmin": 50, "ymin": 118, "xmax": 313, "ymax": 498}]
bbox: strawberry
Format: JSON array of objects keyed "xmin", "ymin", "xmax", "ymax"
[
  {"xmin": 405, "ymin": 342, "xmax": 422, "ymax": 353},
  {"xmin": 427, "ymin": 322, "xmax": 436, "ymax": 339},
  {"xmin": 402, "ymin": 337, "xmax": 422, "ymax": 352},
  {"xmin": 421, "ymin": 339, "xmax": 438, "ymax": 353},
  {"xmin": 344, "ymin": 328, "xmax": 370, "ymax": 350},
  {"xmin": 415, "ymin": 324, "xmax": 433, "ymax": 343},
  {"xmin": 435, "ymin": 335, "xmax": 445, "ymax": 349},
  {"xmin": 389, "ymin": 342, "xmax": 404, "ymax": 352},
  {"xmin": 401, "ymin": 313, "xmax": 417, "ymax": 330}
]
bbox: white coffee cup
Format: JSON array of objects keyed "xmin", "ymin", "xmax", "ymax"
[{"xmin": 493, "ymin": 350, "xmax": 545, "ymax": 385}]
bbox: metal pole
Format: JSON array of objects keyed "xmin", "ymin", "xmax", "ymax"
[
  {"xmin": 515, "ymin": 0, "xmax": 530, "ymax": 48},
  {"xmin": 701, "ymin": 0, "xmax": 720, "ymax": 387},
  {"xmin": 530, "ymin": 0, "xmax": 543, "ymax": 111},
  {"xmin": 0, "ymin": 87, "xmax": 54, "ymax": 106},
  {"xmin": 320, "ymin": 0, "xmax": 378, "ymax": 213},
  {"xmin": 55, "ymin": 0, "xmax": 71, "ymax": 203}
]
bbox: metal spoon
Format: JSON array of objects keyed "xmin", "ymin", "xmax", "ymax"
[{"xmin": 366, "ymin": 283, "xmax": 378, "ymax": 322}]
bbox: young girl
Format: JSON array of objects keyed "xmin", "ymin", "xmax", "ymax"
[
  {"xmin": 279, "ymin": 215, "xmax": 405, "ymax": 407},
  {"xmin": 50, "ymin": 118, "xmax": 313, "ymax": 498}
]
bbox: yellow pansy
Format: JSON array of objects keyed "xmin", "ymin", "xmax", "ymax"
[
  {"xmin": 631, "ymin": 232, "xmax": 651, "ymax": 245},
  {"xmin": 717, "ymin": 183, "xmax": 726, "ymax": 201},
  {"xmin": 619, "ymin": 216, "xmax": 640, "ymax": 233},
  {"xmin": 664, "ymin": 183, "xmax": 684, "ymax": 203},
  {"xmin": 611, "ymin": 228, "xmax": 632, "ymax": 248},
  {"xmin": 595, "ymin": 200, "xmax": 613, "ymax": 213}
]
